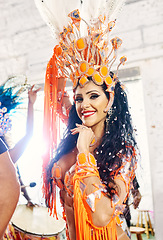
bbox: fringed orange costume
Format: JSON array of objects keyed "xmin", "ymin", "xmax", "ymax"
[
  {"xmin": 73, "ymin": 150, "xmax": 137, "ymax": 240},
  {"xmin": 49, "ymin": 148, "xmax": 137, "ymax": 240}
]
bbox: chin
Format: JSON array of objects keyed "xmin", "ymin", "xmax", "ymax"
[{"xmin": 82, "ymin": 120, "xmax": 96, "ymax": 128}]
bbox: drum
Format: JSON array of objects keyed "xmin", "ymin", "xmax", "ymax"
[{"xmin": 4, "ymin": 205, "xmax": 66, "ymax": 240}]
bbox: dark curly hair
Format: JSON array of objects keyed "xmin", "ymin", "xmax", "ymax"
[{"xmin": 46, "ymin": 74, "xmax": 137, "ymax": 200}]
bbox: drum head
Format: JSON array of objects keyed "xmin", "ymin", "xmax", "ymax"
[{"xmin": 11, "ymin": 205, "xmax": 65, "ymax": 236}]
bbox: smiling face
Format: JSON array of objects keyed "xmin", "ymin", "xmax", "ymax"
[{"xmin": 74, "ymin": 81, "xmax": 109, "ymax": 131}]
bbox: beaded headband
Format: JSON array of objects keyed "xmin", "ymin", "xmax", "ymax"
[{"xmin": 54, "ymin": 9, "xmax": 126, "ymax": 93}]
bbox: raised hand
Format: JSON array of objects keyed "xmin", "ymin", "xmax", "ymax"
[
  {"xmin": 70, "ymin": 123, "xmax": 95, "ymax": 153},
  {"xmin": 28, "ymin": 85, "xmax": 41, "ymax": 105}
]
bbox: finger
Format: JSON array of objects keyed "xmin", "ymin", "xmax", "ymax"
[
  {"xmin": 76, "ymin": 123, "xmax": 89, "ymax": 130},
  {"xmin": 70, "ymin": 126, "xmax": 87, "ymax": 134},
  {"xmin": 70, "ymin": 129, "xmax": 80, "ymax": 135},
  {"xmin": 75, "ymin": 124, "xmax": 89, "ymax": 131},
  {"xmin": 30, "ymin": 85, "xmax": 35, "ymax": 91},
  {"xmin": 28, "ymin": 85, "xmax": 34, "ymax": 93},
  {"xmin": 76, "ymin": 123, "xmax": 82, "ymax": 126},
  {"xmin": 70, "ymin": 127, "xmax": 80, "ymax": 131},
  {"xmin": 76, "ymin": 123, "xmax": 86, "ymax": 128},
  {"xmin": 34, "ymin": 87, "xmax": 41, "ymax": 93},
  {"xmin": 71, "ymin": 126, "xmax": 87, "ymax": 132}
]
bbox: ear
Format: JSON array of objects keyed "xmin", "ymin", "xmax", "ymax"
[{"xmin": 104, "ymin": 92, "xmax": 114, "ymax": 113}]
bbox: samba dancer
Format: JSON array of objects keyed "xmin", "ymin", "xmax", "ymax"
[{"xmin": 35, "ymin": 0, "xmax": 139, "ymax": 239}]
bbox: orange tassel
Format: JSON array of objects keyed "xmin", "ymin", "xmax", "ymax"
[{"xmin": 42, "ymin": 45, "xmax": 68, "ymax": 216}]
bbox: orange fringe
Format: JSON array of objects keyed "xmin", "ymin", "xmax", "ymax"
[
  {"xmin": 42, "ymin": 45, "xmax": 68, "ymax": 216},
  {"xmin": 73, "ymin": 149, "xmax": 137, "ymax": 240},
  {"xmin": 73, "ymin": 153, "xmax": 118, "ymax": 240},
  {"xmin": 73, "ymin": 178, "xmax": 117, "ymax": 240}
]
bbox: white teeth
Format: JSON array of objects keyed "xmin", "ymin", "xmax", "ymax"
[{"xmin": 83, "ymin": 112, "xmax": 95, "ymax": 116}]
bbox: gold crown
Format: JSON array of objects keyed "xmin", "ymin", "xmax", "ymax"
[{"xmin": 55, "ymin": 9, "xmax": 127, "ymax": 93}]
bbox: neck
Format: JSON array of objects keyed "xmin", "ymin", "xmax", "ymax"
[
  {"xmin": 89, "ymin": 121, "xmax": 105, "ymax": 153},
  {"xmin": 92, "ymin": 120, "xmax": 105, "ymax": 139}
]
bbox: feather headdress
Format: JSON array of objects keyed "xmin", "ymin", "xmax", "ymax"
[
  {"xmin": 35, "ymin": 0, "xmax": 126, "ymax": 92},
  {"xmin": 0, "ymin": 76, "xmax": 28, "ymax": 136},
  {"xmin": 35, "ymin": 0, "xmax": 125, "ymax": 37},
  {"xmin": 80, "ymin": 0, "xmax": 124, "ymax": 23},
  {"xmin": 34, "ymin": 0, "xmax": 81, "ymax": 39}
]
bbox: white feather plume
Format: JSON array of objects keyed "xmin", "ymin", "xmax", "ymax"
[
  {"xmin": 80, "ymin": 0, "xmax": 125, "ymax": 23},
  {"xmin": 34, "ymin": 0, "xmax": 125, "ymax": 40},
  {"xmin": 34, "ymin": 0, "xmax": 81, "ymax": 39}
]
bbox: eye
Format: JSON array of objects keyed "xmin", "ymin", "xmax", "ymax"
[
  {"xmin": 74, "ymin": 96, "xmax": 83, "ymax": 103},
  {"xmin": 90, "ymin": 93, "xmax": 100, "ymax": 99}
]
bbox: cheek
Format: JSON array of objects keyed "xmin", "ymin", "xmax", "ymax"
[
  {"xmin": 96, "ymin": 98, "xmax": 108, "ymax": 112},
  {"xmin": 75, "ymin": 104, "xmax": 81, "ymax": 118}
]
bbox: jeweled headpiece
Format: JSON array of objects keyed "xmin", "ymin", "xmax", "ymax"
[
  {"xmin": 57, "ymin": 10, "xmax": 127, "ymax": 93},
  {"xmin": 35, "ymin": 0, "xmax": 126, "ymax": 93}
]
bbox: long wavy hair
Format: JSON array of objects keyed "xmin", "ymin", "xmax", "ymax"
[{"xmin": 47, "ymin": 74, "xmax": 137, "ymax": 198}]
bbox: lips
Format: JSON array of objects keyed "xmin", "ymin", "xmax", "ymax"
[{"xmin": 82, "ymin": 111, "xmax": 96, "ymax": 118}]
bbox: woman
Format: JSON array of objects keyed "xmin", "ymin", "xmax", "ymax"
[
  {"xmin": 35, "ymin": 1, "xmax": 138, "ymax": 239},
  {"xmin": 44, "ymin": 75, "xmax": 137, "ymax": 240}
]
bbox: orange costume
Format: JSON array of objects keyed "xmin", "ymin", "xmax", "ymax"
[
  {"xmin": 50, "ymin": 148, "xmax": 137, "ymax": 240},
  {"xmin": 74, "ymin": 151, "xmax": 136, "ymax": 240}
]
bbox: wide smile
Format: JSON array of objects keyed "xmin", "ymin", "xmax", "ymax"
[{"xmin": 82, "ymin": 111, "xmax": 96, "ymax": 118}]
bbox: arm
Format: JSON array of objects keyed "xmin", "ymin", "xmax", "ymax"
[
  {"xmin": 0, "ymin": 151, "xmax": 20, "ymax": 239},
  {"xmin": 9, "ymin": 85, "xmax": 40, "ymax": 163},
  {"xmin": 16, "ymin": 165, "xmax": 34, "ymax": 206}
]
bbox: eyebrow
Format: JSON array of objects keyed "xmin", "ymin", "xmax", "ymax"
[{"xmin": 75, "ymin": 90, "xmax": 100, "ymax": 96}]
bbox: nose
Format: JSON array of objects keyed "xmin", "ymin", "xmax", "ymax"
[{"xmin": 81, "ymin": 97, "xmax": 90, "ymax": 109}]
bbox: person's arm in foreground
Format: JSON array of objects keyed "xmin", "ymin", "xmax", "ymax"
[
  {"xmin": 0, "ymin": 151, "xmax": 20, "ymax": 239},
  {"xmin": 9, "ymin": 85, "xmax": 40, "ymax": 163}
]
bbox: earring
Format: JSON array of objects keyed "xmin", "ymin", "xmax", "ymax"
[
  {"xmin": 108, "ymin": 107, "xmax": 113, "ymax": 116},
  {"xmin": 106, "ymin": 107, "xmax": 113, "ymax": 132}
]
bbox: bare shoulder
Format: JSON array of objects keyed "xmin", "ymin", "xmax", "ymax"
[{"xmin": 58, "ymin": 148, "xmax": 77, "ymax": 181}]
